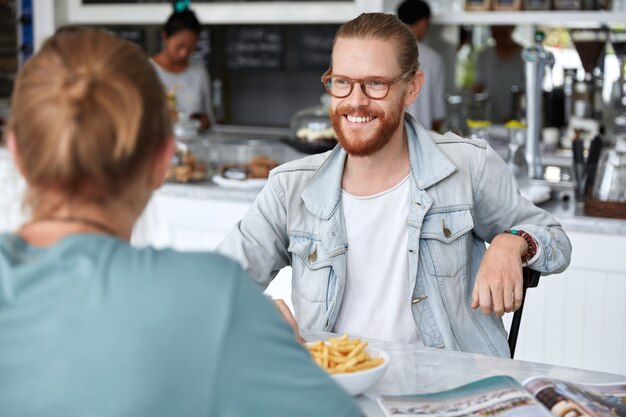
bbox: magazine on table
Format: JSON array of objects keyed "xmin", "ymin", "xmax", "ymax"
[{"xmin": 377, "ymin": 375, "xmax": 626, "ymax": 417}]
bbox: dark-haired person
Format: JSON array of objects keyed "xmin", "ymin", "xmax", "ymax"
[
  {"xmin": 151, "ymin": 8, "xmax": 214, "ymax": 129},
  {"xmin": 0, "ymin": 30, "xmax": 361, "ymax": 417},
  {"xmin": 218, "ymin": 13, "xmax": 572, "ymax": 358},
  {"xmin": 396, "ymin": 0, "xmax": 446, "ymax": 132},
  {"xmin": 473, "ymin": 25, "xmax": 525, "ymax": 124}
]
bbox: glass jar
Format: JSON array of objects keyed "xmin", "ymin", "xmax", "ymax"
[
  {"xmin": 466, "ymin": 119, "xmax": 491, "ymax": 141},
  {"xmin": 445, "ymin": 94, "xmax": 469, "ymax": 136},
  {"xmin": 505, "ymin": 121, "xmax": 530, "ymax": 188},
  {"xmin": 210, "ymin": 138, "xmax": 287, "ymax": 180},
  {"xmin": 290, "ymin": 94, "xmax": 337, "ymax": 145},
  {"xmin": 592, "ymin": 137, "xmax": 626, "ymax": 202},
  {"xmin": 172, "ymin": 112, "xmax": 201, "ymax": 141},
  {"xmin": 166, "ymin": 138, "xmax": 211, "ymax": 183}
]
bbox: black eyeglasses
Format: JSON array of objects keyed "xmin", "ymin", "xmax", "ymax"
[{"xmin": 321, "ymin": 68, "xmax": 414, "ymax": 100}]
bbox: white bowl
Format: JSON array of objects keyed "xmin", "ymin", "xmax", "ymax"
[{"xmin": 330, "ymin": 346, "xmax": 389, "ymax": 396}]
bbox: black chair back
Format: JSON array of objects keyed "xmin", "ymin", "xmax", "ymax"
[{"xmin": 508, "ymin": 267, "xmax": 541, "ymax": 358}]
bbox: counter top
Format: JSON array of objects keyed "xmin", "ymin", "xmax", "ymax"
[
  {"xmin": 538, "ymin": 198, "xmax": 626, "ymax": 235},
  {"xmin": 159, "ymin": 181, "xmax": 261, "ymax": 203},
  {"xmin": 169, "ymin": 127, "xmax": 626, "ymax": 235},
  {"xmin": 155, "ymin": 179, "xmax": 626, "ymax": 236},
  {"xmin": 301, "ymin": 330, "xmax": 626, "ymax": 417}
]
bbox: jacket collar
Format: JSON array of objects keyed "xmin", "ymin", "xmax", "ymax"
[{"xmin": 302, "ymin": 114, "xmax": 456, "ymax": 219}]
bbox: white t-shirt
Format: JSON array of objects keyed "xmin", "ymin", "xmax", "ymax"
[
  {"xmin": 150, "ymin": 59, "xmax": 214, "ymax": 123},
  {"xmin": 406, "ymin": 41, "xmax": 446, "ymax": 131},
  {"xmin": 333, "ymin": 176, "xmax": 421, "ymax": 344}
]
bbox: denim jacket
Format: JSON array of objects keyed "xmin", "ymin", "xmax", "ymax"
[{"xmin": 218, "ymin": 115, "xmax": 572, "ymax": 357}]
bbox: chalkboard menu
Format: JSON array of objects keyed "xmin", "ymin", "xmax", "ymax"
[
  {"xmin": 296, "ymin": 25, "xmax": 336, "ymax": 71},
  {"xmin": 109, "ymin": 27, "xmax": 144, "ymax": 46},
  {"xmin": 83, "ymin": 0, "xmax": 170, "ymax": 3},
  {"xmin": 225, "ymin": 26, "xmax": 283, "ymax": 70}
]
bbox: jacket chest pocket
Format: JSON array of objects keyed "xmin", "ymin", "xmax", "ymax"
[
  {"xmin": 288, "ymin": 235, "xmax": 333, "ymax": 303},
  {"xmin": 420, "ymin": 209, "xmax": 474, "ymax": 278}
]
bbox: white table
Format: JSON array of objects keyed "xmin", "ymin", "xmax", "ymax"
[{"xmin": 301, "ymin": 329, "xmax": 626, "ymax": 417}]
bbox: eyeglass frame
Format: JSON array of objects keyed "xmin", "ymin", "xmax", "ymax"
[{"xmin": 320, "ymin": 67, "xmax": 416, "ymax": 100}]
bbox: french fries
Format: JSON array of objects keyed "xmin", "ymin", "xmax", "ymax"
[{"xmin": 306, "ymin": 334, "xmax": 384, "ymax": 374}]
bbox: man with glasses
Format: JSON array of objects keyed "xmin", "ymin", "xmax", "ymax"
[{"xmin": 218, "ymin": 13, "xmax": 571, "ymax": 357}]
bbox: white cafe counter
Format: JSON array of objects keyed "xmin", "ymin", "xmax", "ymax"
[{"xmin": 2, "ymin": 147, "xmax": 625, "ymax": 376}]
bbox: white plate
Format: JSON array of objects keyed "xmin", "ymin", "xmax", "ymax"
[
  {"xmin": 520, "ymin": 183, "xmax": 551, "ymax": 204},
  {"xmin": 211, "ymin": 174, "xmax": 267, "ymax": 190}
]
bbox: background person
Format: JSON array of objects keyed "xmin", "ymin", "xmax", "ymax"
[
  {"xmin": 473, "ymin": 25, "xmax": 525, "ymax": 124},
  {"xmin": 218, "ymin": 13, "xmax": 571, "ymax": 358},
  {"xmin": 396, "ymin": 0, "xmax": 446, "ymax": 132},
  {"xmin": 0, "ymin": 30, "xmax": 360, "ymax": 417},
  {"xmin": 151, "ymin": 7, "xmax": 214, "ymax": 129}
]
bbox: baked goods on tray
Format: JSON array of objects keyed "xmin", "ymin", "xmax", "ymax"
[
  {"xmin": 219, "ymin": 155, "xmax": 278, "ymax": 180},
  {"xmin": 166, "ymin": 150, "xmax": 207, "ymax": 183}
]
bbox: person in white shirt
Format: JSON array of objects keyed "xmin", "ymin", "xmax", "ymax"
[
  {"xmin": 151, "ymin": 7, "xmax": 214, "ymax": 130},
  {"xmin": 397, "ymin": 0, "xmax": 446, "ymax": 132}
]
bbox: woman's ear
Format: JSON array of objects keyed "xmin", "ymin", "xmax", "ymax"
[
  {"xmin": 6, "ymin": 131, "xmax": 28, "ymax": 179},
  {"xmin": 404, "ymin": 70, "xmax": 424, "ymax": 107},
  {"xmin": 150, "ymin": 136, "xmax": 175, "ymax": 189}
]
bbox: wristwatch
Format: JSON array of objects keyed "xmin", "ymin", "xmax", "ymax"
[{"xmin": 504, "ymin": 229, "xmax": 537, "ymax": 264}]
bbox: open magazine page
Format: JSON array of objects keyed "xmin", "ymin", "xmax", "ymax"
[
  {"xmin": 377, "ymin": 375, "xmax": 553, "ymax": 417},
  {"xmin": 523, "ymin": 377, "xmax": 626, "ymax": 417}
]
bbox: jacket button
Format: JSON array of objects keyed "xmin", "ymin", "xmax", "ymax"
[
  {"xmin": 412, "ymin": 295, "xmax": 428, "ymax": 304},
  {"xmin": 441, "ymin": 218, "xmax": 452, "ymax": 237},
  {"xmin": 308, "ymin": 250, "xmax": 317, "ymax": 262}
]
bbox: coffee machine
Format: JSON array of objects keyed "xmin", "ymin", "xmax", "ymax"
[
  {"xmin": 608, "ymin": 30, "xmax": 626, "ymax": 140},
  {"xmin": 566, "ymin": 28, "xmax": 609, "ymax": 143}
]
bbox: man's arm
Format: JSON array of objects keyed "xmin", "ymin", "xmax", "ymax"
[
  {"xmin": 471, "ymin": 145, "xmax": 572, "ymax": 316},
  {"xmin": 217, "ymin": 175, "xmax": 291, "ymax": 289}
]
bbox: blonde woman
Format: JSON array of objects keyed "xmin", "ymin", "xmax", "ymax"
[{"xmin": 0, "ymin": 30, "xmax": 360, "ymax": 417}]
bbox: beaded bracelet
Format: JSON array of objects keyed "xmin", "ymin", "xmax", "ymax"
[{"xmin": 504, "ymin": 229, "xmax": 537, "ymax": 264}]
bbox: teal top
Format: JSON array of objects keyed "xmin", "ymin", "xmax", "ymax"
[{"xmin": 0, "ymin": 233, "xmax": 360, "ymax": 417}]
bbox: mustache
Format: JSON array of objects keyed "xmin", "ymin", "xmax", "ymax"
[{"xmin": 334, "ymin": 104, "xmax": 384, "ymax": 118}]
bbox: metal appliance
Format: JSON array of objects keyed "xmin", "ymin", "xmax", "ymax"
[
  {"xmin": 566, "ymin": 28, "xmax": 608, "ymax": 141},
  {"xmin": 523, "ymin": 30, "xmax": 554, "ymax": 179},
  {"xmin": 608, "ymin": 30, "xmax": 626, "ymax": 141}
]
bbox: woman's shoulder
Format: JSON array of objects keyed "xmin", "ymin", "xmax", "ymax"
[{"xmin": 118, "ymin": 242, "xmax": 245, "ymax": 282}]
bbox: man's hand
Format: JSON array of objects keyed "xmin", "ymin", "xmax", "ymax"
[
  {"xmin": 273, "ymin": 299, "xmax": 306, "ymax": 343},
  {"xmin": 471, "ymin": 233, "xmax": 527, "ymax": 317}
]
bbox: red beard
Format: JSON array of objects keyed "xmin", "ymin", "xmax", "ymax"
[{"xmin": 330, "ymin": 102, "xmax": 404, "ymax": 157}]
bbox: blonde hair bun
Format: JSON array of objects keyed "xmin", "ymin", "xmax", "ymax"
[{"xmin": 8, "ymin": 29, "xmax": 171, "ymax": 206}]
